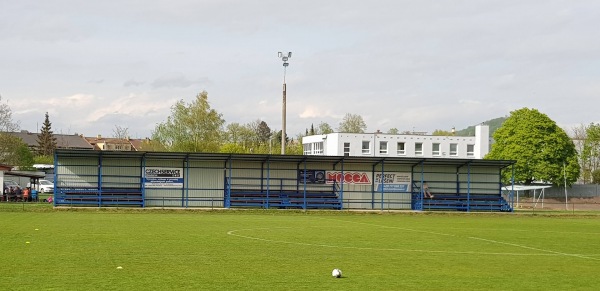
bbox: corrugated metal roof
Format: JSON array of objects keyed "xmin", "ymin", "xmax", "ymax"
[{"xmin": 55, "ymin": 149, "xmax": 515, "ymax": 168}]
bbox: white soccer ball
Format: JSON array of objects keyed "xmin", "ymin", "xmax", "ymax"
[{"xmin": 332, "ymin": 268, "xmax": 342, "ymax": 278}]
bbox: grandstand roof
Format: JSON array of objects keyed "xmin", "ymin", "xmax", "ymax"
[{"xmin": 55, "ymin": 149, "xmax": 515, "ymax": 169}]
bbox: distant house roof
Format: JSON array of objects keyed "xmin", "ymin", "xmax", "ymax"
[
  {"xmin": 0, "ymin": 163, "xmax": 13, "ymax": 171},
  {"xmin": 8, "ymin": 131, "xmax": 94, "ymax": 150},
  {"xmin": 85, "ymin": 136, "xmax": 128, "ymax": 150},
  {"xmin": 129, "ymin": 138, "xmax": 150, "ymax": 151},
  {"xmin": 85, "ymin": 136, "xmax": 151, "ymax": 151}
]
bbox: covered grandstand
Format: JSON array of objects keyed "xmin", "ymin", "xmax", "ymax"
[{"xmin": 53, "ymin": 149, "xmax": 515, "ymax": 212}]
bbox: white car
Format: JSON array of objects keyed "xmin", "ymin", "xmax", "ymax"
[{"xmin": 28, "ymin": 179, "xmax": 54, "ymax": 193}]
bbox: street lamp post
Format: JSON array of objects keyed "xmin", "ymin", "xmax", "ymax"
[{"xmin": 278, "ymin": 51, "xmax": 291, "ymax": 155}]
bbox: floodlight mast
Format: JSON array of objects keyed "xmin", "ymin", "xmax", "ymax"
[{"xmin": 278, "ymin": 51, "xmax": 292, "ymax": 154}]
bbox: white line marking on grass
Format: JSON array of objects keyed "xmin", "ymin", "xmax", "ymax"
[
  {"xmin": 439, "ymin": 227, "xmax": 600, "ymax": 236},
  {"xmin": 309, "ymin": 217, "xmax": 600, "ymax": 261},
  {"xmin": 313, "ymin": 217, "xmax": 457, "ymax": 237},
  {"xmin": 467, "ymin": 236, "xmax": 600, "ymax": 261},
  {"xmin": 226, "ymin": 228, "xmax": 578, "ymax": 258}
]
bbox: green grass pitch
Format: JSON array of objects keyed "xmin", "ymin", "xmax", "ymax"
[{"xmin": 1, "ymin": 209, "xmax": 599, "ymax": 290}]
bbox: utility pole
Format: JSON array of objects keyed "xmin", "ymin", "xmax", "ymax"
[{"xmin": 278, "ymin": 52, "xmax": 292, "ymax": 154}]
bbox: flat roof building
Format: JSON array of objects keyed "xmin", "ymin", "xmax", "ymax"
[{"xmin": 302, "ymin": 124, "xmax": 490, "ymax": 159}]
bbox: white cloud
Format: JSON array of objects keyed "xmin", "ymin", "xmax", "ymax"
[
  {"xmin": 47, "ymin": 94, "xmax": 96, "ymax": 108},
  {"xmin": 298, "ymin": 106, "xmax": 336, "ymax": 119},
  {"xmin": 151, "ymin": 74, "xmax": 211, "ymax": 89},
  {"xmin": 86, "ymin": 93, "xmax": 175, "ymax": 122},
  {"xmin": 124, "ymin": 79, "xmax": 145, "ymax": 87},
  {"xmin": 3, "ymin": 0, "xmax": 600, "ymax": 138}
]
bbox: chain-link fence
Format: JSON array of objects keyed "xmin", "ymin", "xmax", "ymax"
[{"xmin": 513, "ymin": 199, "xmax": 600, "ymax": 213}]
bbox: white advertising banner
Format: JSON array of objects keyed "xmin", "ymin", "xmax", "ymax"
[{"xmin": 144, "ymin": 167, "xmax": 184, "ymax": 188}]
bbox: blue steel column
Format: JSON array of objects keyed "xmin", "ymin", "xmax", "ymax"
[
  {"xmin": 371, "ymin": 164, "xmax": 375, "ymax": 209},
  {"xmin": 340, "ymin": 160, "xmax": 345, "ymax": 210},
  {"xmin": 53, "ymin": 151, "xmax": 58, "ymax": 207},
  {"xmin": 266, "ymin": 158, "xmax": 270, "ymax": 209},
  {"xmin": 98, "ymin": 152, "xmax": 102, "ymax": 207},
  {"xmin": 419, "ymin": 161, "xmax": 424, "ymax": 211},
  {"xmin": 184, "ymin": 156, "xmax": 189, "ymax": 208},
  {"xmin": 467, "ymin": 162, "xmax": 471, "ymax": 212},
  {"xmin": 380, "ymin": 161, "xmax": 385, "ymax": 211},
  {"xmin": 141, "ymin": 155, "xmax": 146, "ymax": 208},
  {"xmin": 225, "ymin": 157, "xmax": 232, "ymax": 208},
  {"xmin": 511, "ymin": 164, "xmax": 515, "ymax": 212},
  {"xmin": 303, "ymin": 159, "xmax": 307, "ymax": 210}
]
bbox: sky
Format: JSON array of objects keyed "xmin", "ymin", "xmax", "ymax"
[{"xmin": 1, "ymin": 0, "xmax": 599, "ymax": 139}]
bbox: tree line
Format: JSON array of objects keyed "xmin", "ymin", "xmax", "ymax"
[
  {"xmin": 144, "ymin": 91, "xmax": 373, "ymax": 154},
  {"xmin": 2, "ymin": 92, "xmax": 600, "ymax": 187}
]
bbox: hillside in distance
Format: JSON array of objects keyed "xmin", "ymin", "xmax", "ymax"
[{"xmin": 455, "ymin": 117, "xmax": 507, "ymax": 137}]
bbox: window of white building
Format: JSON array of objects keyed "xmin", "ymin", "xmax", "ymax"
[
  {"xmin": 362, "ymin": 141, "xmax": 371, "ymax": 154},
  {"xmin": 450, "ymin": 143, "xmax": 458, "ymax": 156},
  {"xmin": 344, "ymin": 142, "xmax": 350, "ymax": 156},
  {"xmin": 313, "ymin": 142, "xmax": 323, "ymax": 155},
  {"xmin": 415, "ymin": 142, "xmax": 423, "ymax": 156},
  {"xmin": 467, "ymin": 144, "xmax": 474, "ymax": 157},
  {"xmin": 432, "ymin": 143, "xmax": 441, "ymax": 156},
  {"xmin": 379, "ymin": 141, "xmax": 388, "ymax": 155},
  {"xmin": 303, "ymin": 143, "xmax": 311, "ymax": 155},
  {"xmin": 397, "ymin": 142, "xmax": 405, "ymax": 155}
]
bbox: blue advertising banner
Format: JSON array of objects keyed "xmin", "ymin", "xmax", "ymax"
[{"xmin": 374, "ymin": 172, "xmax": 411, "ymax": 192}]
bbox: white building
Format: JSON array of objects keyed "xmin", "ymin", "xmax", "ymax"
[{"xmin": 302, "ymin": 125, "xmax": 490, "ymax": 159}]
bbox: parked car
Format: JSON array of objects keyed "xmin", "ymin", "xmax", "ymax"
[
  {"xmin": 27, "ymin": 179, "xmax": 54, "ymax": 193},
  {"xmin": 3, "ymin": 180, "xmax": 22, "ymax": 192}
]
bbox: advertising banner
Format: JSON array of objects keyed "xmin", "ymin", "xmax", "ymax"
[
  {"xmin": 297, "ymin": 170, "xmax": 326, "ymax": 184},
  {"xmin": 144, "ymin": 167, "xmax": 184, "ymax": 188},
  {"xmin": 374, "ymin": 172, "xmax": 411, "ymax": 192},
  {"xmin": 325, "ymin": 171, "xmax": 372, "ymax": 185}
]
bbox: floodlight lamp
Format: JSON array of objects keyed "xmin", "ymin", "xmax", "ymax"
[
  {"xmin": 282, "ymin": 56, "xmax": 288, "ymax": 62},
  {"xmin": 288, "ymin": 52, "xmax": 292, "ymax": 58},
  {"xmin": 278, "ymin": 52, "xmax": 282, "ymax": 58}
]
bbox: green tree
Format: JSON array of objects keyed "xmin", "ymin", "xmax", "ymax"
[
  {"xmin": 0, "ymin": 134, "xmax": 34, "ymax": 168},
  {"xmin": 286, "ymin": 138, "xmax": 304, "ymax": 155},
  {"xmin": 219, "ymin": 143, "xmax": 248, "ymax": 154},
  {"xmin": 432, "ymin": 129, "xmax": 454, "ymax": 136},
  {"xmin": 317, "ymin": 122, "xmax": 333, "ymax": 134},
  {"xmin": 223, "ymin": 122, "xmax": 253, "ymax": 150},
  {"xmin": 0, "ymin": 95, "xmax": 33, "ymax": 168},
  {"xmin": 256, "ymin": 120, "xmax": 271, "ymax": 145},
  {"xmin": 139, "ymin": 139, "xmax": 168, "ymax": 151},
  {"xmin": 37, "ymin": 112, "xmax": 57, "ymax": 156},
  {"xmin": 309, "ymin": 124, "xmax": 315, "ymax": 135},
  {"xmin": 486, "ymin": 108, "xmax": 580, "ymax": 186},
  {"xmin": 34, "ymin": 155, "xmax": 54, "ymax": 165},
  {"xmin": 592, "ymin": 169, "xmax": 600, "ymax": 184},
  {"xmin": 387, "ymin": 128, "xmax": 399, "ymax": 134},
  {"xmin": 579, "ymin": 123, "xmax": 600, "ymax": 184},
  {"xmin": 272, "ymin": 130, "xmax": 289, "ymax": 153},
  {"xmin": 152, "ymin": 91, "xmax": 225, "ymax": 152},
  {"xmin": 338, "ymin": 113, "xmax": 367, "ymax": 133},
  {"xmin": 572, "ymin": 124, "xmax": 588, "ymax": 183}
]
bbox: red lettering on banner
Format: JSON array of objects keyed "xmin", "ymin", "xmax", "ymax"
[{"xmin": 326, "ymin": 171, "xmax": 371, "ymax": 184}]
